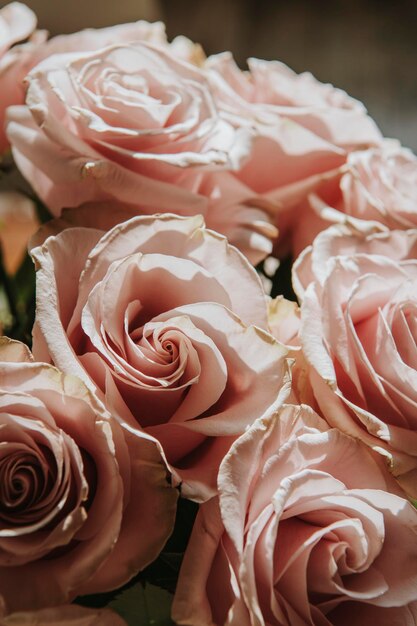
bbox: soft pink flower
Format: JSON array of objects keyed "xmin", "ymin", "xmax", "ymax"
[
  {"xmin": 6, "ymin": 42, "xmax": 275, "ymax": 263},
  {"xmin": 340, "ymin": 141, "xmax": 417, "ymax": 228},
  {"xmin": 293, "ymin": 223, "xmax": 417, "ymax": 299},
  {"xmin": 173, "ymin": 404, "xmax": 417, "ymax": 626},
  {"xmin": 0, "ymin": 605, "xmax": 126, "ymax": 625},
  {"xmin": 294, "ymin": 225, "xmax": 417, "ymax": 496},
  {"xmin": 31, "ymin": 214, "xmax": 290, "ymax": 501},
  {"xmin": 292, "ymin": 140, "xmax": 417, "ymax": 256},
  {"xmin": 0, "ymin": 336, "xmax": 176, "ymax": 615},
  {"xmin": 206, "ymin": 53, "xmax": 382, "ymax": 254},
  {"xmin": 0, "ymin": 2, "xmax": 45, "ymax": 152}
]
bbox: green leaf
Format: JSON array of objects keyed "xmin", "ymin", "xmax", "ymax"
[
  {"xmin": 108, "ymin": 582, "xmax": 174, "ymax": 626},
  {"xmin": 0, "ymin": 249, "xmax": 36, "ymax": 345}
]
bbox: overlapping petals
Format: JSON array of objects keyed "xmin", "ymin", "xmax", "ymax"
[
  {"xmin": 5, "ymin": 41, "xmax": 277, "ymax": 262},
  {"xmin": 340, "ymin": 141, "xmax": 417, "ymax": 228},
  {"xmin": 31, "ymin": 214, "xmax": 290, "ymax": 500},
  {"xmin": 292, "ymin": 140, "xmax": 417, "ymax": 255},
  {"xmin": 173, "ymin": 404, "xmax": 417, "ymax": 625},
  {"xmin": 206, "ymin": 53, "xmax": 382, "ymax": 253},
  {"xmin": 0, "ymin": 337, "xmax": 177, "ymax": 615},
  {"xmin": 294, "ymin": 226, "xmax": 417, "ymax": 496}
]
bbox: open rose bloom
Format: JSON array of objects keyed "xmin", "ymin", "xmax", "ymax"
[
  {"xmin": 0, "ymin": 337, "xmax": 176, "ymax": 615},
  {"xmin": 31, "ymin": 214, "xmax": 291, "ymax": 501},
  {"xmin": 6, "ymin": 40, "xmax": 276, "ymax": 263},
  {"xmin": 294, "ymin": 225, "xmax": 417, "ymax": 496},
  {"xmin": 173, "ymin": 404, "xmax": 417, "ymax": 626}
]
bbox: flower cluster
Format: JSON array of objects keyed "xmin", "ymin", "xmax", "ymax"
[{"xmin": 0, "ymin": 3, "xmax": 416, "ymax": 625}]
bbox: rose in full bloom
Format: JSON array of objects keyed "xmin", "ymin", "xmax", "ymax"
[
  {"xmin": 0, "ymin": 337, "xmax": 177, "ymax": 615},
  {"xmin": 0, "ymin": 605, "xmax": 126, "ymax": 625},
  {"xmin": 31, "ymin": 214, "xmax": 290, "ymax": 500},
  {"xmin": 205, "ymin": 53, "xmax": 382, "ymax": 253},
  {"xmin": 1, "ymin": 18, "xmax": 169, "ymax": 128},
  {"xmin": 0, "ymin": 2, "xmax": 45, "ymax": 152},
  {"xmin": 6, "ymin": 41, "xmax": 276, "ymax": 263},
  {"xmin": 292, "ymin": 140, "xmax": 417, "ymax": 255},
  {"xmin": 172, "ymin": 404, "xmax": 417, "ymax": 626},
  {"xmin": 293, "ymin": 225, "xmax": 417, "ymax": 496}
]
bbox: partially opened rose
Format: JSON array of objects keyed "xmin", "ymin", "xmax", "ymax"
[
  {"xmin": 293, "ymin": 223, "xmax": 417, "ymax": 299},
  {"xmin": 294, "ymin": 226, "xmax": 417, "ymax": 496},
  {"xmin": 173, "ymin": 404, "xmax": 417, "ymax": 626},
  {"xmin": 206, "ymin": 53, "xmax": 382, "ymax": 253},
  {"xmin": 340, "ymin": 141, "xmax": 417, "ymax": 228},
  {"xmin": 292, "ymin": 140, "xmax": 417, "ymax": 255},
  {"xmin": 31, "ymin": 214, "xmax": 290, "ymax": 500},
  {"xmin": 0, "ymin": 337, "xmax": 176, "ymax": 615},
  {"xmin": 6, "ymin": 41, "xmax": 276, "ymax": 263}
]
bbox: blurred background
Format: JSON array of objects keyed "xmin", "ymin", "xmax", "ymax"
[{"xmin": 3, "ymin": 0, "xmax": 417, "ymax": 151}]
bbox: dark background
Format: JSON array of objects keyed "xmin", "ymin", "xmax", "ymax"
[{"xmin": 5, "ymin": 0, "xmax": 417, "ymax": 151}]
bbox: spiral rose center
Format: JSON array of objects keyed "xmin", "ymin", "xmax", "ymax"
[{"xmin": 0, "ymin": 447, "xmax": 54, "ymax": 523}]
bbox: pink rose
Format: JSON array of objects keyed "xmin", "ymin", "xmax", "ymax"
[
  {"xmin": 31, "ymin": 214, "xmax": 290, "ymax": 500},
  {"xmin": 340, "ymin": 141, "xmax": 417, "ymax": 228},
  {"xmin": 172, "ymin": 404, "xmax": 417, "ymax": 625},
  {"xmin": 293, "ymin": 222, "xmax": 417, "ymax": 299},
  {"xmin": 294, "ymin": 225, "xmax": 417, "ymax": 496},
  {"xmin": 0, "ymin": 337, "xmax": 176, "ymax": 615},
  {"xmin": 292, "ymin": 141, "xmax": 417, "ymax": 255},
  {"xmin": 0, "ymin": 605, "xmax": 126, "ymax": 625},
  {"xmin": 6, "ymin": 41, "xmax": 275, "ymax": 263},
  {"xmin": 205, "ymin": 53, "xmax": 382, "ymax": 253},
  {"xmin": 0, "ymin": 2, "xmax": 45, "ymax": 152}
]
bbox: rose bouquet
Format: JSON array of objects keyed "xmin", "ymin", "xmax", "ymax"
[{"xmin": 0, "ymin": 3, "xmax": 417, "ymax": 625}]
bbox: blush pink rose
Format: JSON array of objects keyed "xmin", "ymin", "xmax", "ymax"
[
  {"xmin": 340, "ymin": 141, "xmax": 417, "ymax": 228},
  {"xmin": 292, "ymin": 140, "xmax": 417, "ymax": 256},
  {"xmin": 6, "ymin": 41, "xmax": 276, "ymax": 263},
  {"xmin": 172, "ymin": 404, "xmax": 417, "ymax": 626},
  {"xmin": 0, "ymin": 337, "xmax": 177, "ymax": 615},
  {"xmin": 0, "ymin": 16, "xmax": 170, "ymax": 153},
  {"xmin": 293, "ymin": 225, "xmax": 417, "ymax": 496},
  {"xmin": 31, "ymin": 214, "xmax": 291, "ymax": 501},
  {"xmin": 0, "ymin": 605, "xmax": 126, "ymax": 625},
  {"xmin": 0, "ymin": 2, "xmax": 46, "ymax": 152},
  {"xmin": 205, "ymin": 53, "xmax": 382, "ymax": 253}
]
